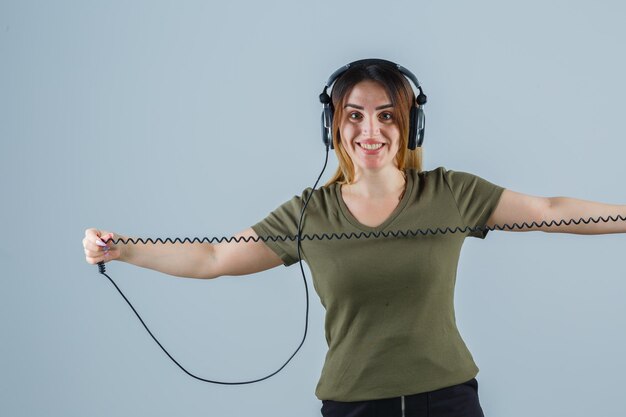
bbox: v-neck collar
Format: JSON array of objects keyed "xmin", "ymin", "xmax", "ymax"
[{"xmin": 333, "ymin": 169, "xmax": 414, "ymax": 232}]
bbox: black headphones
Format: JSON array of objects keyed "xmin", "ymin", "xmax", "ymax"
[{"xmin": 319, "ymin": 58, "xmax": 428, "ymax": 150}]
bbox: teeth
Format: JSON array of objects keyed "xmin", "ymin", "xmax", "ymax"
[{"xmin": 359, "ymin": 143, "xmax": 383, "ymax": 150}]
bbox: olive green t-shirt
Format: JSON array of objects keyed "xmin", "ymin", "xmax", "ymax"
[{"xmin": 251, "ymin": 166, "xmax": 505, "ymax": 402}]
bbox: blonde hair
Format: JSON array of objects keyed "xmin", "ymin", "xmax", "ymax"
[{"xmin": 324, "ymin": 63, "xmax": 423, "ymax": 186}]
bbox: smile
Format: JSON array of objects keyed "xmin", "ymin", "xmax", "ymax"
[{"xmin": 357, "ymin": 142, "xmax": 385, "ymax": 150}]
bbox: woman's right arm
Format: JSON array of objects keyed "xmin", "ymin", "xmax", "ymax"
[{"xmin": 83, "ymin": 227, "xmax": 283, "ymax": 279}]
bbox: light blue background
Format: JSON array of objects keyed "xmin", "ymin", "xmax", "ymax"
[{"xmin": 1, "ymin": 1, "xmax": 625, "ymax": 416}]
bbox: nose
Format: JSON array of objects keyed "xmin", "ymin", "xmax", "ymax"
[{"xmin": 361, "ymin": 115, "xmax": 381, "ymax": 136}]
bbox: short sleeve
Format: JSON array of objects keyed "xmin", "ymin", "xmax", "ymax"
[
  {"xmin": 442, "ymin": 168, "xmax": 505, "ymax": 239},
  {"xmin": 250, "ymin": 189, "xmax": 312, "ymax": 266}
]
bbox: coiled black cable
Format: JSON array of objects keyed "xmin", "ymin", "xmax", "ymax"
[{"xmin": 95, "ymin": 144, "xmax": 625, "ymax": 385}]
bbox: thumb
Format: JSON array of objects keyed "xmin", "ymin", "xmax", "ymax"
[{"xmin": 103, "ymin": 232, "xmax": 115, "ymax": 245}]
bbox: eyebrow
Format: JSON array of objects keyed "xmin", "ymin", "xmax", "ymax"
[{"xmin": 343, "ymin": 103, "xmax": 394, "ymax": 110}]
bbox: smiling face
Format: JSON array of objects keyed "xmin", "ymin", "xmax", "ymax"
[{"xmin": 339, "ymin": 80, "xmax": 402, "ymax": 176}]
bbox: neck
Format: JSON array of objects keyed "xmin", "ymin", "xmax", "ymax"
[{"xmin": 346, "ymin": 166, "xmax": 407, "ymax": 199}]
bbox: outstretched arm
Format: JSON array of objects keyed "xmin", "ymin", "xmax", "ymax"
[
  {"xmin": 486, "ymin": 189, "xmax": 626, "ymax": 234},
  {"xmin": 96, "ymin": 227, "xmax": 283, "ymax": 279}
]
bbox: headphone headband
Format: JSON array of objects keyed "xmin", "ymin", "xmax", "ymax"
[{"xmin": 324, "ymin": 59, "xmax": 422, "ymax": 95}]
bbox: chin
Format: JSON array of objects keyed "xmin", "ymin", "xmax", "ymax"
[{"xmin": 356, "ymin": 161, "xmax": 393, "ymax": 172}]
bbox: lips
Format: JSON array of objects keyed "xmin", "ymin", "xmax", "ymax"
[
  {"xmin": 356, "ymin": 141, "xmax": 385, "ymax": 154},
  {"xmin": 358, "ymin": 142, "xmax": 383, "ymax": 150}
]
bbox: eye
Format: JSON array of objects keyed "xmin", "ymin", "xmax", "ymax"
[
  {"xmin": 379, "ymin": 112, "xmax": 393, "ymax": 121},
  {"xmin": 348, "ymin": 112, "xmax": 362, "ymax": 120}
]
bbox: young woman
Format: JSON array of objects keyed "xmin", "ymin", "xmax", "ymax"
[{"xmin": 83, "ymin": 60, "xmax": 626, "ymax": 417}]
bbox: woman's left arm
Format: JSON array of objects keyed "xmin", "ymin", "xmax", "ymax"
[{"xmin": 486, "ymin": 189, "xmax": 626, "ymax": 235}]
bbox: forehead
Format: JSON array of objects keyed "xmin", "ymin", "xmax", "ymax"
[{"xmin": 344, "ymin": 80, "xmax": 391, "ymax": 105}]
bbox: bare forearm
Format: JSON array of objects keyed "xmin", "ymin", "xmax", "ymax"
[
  {"xmin": 117, "ymin": 234, "xmax": 217, "ymax": 279},
  {"xmin": 545, "ymin": 197, "xmax": 626, "ymax": 234}
]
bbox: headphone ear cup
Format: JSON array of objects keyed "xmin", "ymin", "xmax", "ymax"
[
  {"xmin": 416, "ymin": 106, "xmax": 425, "ymax": 147},
  {"xmin": 321, "ymin": 111, "xmax": 329, "ymax": 148},
  {"xmin": 321, "ymin": 107, "xmax": 334, "ymax": 149},
  {"xmin": 408, "ymin": 105, "xmax": 419, "ymax": 150},
  {"xmin": 328, "ymin": 108, "xmax": 335, "ymax": 149},
  {"xmin": 329, "ymin": 109, "xmax": 334, "ymax": 149}
]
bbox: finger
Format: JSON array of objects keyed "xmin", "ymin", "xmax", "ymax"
[
  {"xmin": 84, "ymin": 230, "xmax": 107, "ymax": 247},
  {"xmin": 85, "ymin": 228, "xmax": 101, "ymax": 239},
  {"xmin": 85, "ymin": 247, "xmax": 107, "ymax": 258},
  {"xmin": 85, "ymin": 239, "xmax": 113, "ymax": 254},
  {"xmin": 93, "ymin": 232, "xmax": 115, "ymax": 247},
  {"xmin": 99, "ymin": 233, "xmax": 114, "ymax": 245},
  {"xmin": 83, "ymin": 237, "xmax": 101, "ymax": 252},
  {"xmin": 86, "ymin": 254, "xmax": 106, "ymax": 265},
  {"xmin": 92, "ymin": 254, "xmax": 110, "ymax": 264},
  {"xmin": 84, "ymin": 237, "xmax": 107, "ymax": 251}
]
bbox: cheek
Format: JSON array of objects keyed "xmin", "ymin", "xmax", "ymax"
[
  {"xmin": 340, "ymin": 124, "xmax": 358, "ymax": 146},
  {"xmin": 386, "ymin": 125, "xmax": 401, "ymax": 146}
]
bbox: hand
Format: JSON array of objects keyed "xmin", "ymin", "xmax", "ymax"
[{"xmin": 83, "ymin": 228, "xmax": 122, "ymax": 264}]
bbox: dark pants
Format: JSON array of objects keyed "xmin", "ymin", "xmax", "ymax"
[{"xmin": 321, "ymin": 378, "xmax": 485, "ymax": 417}]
